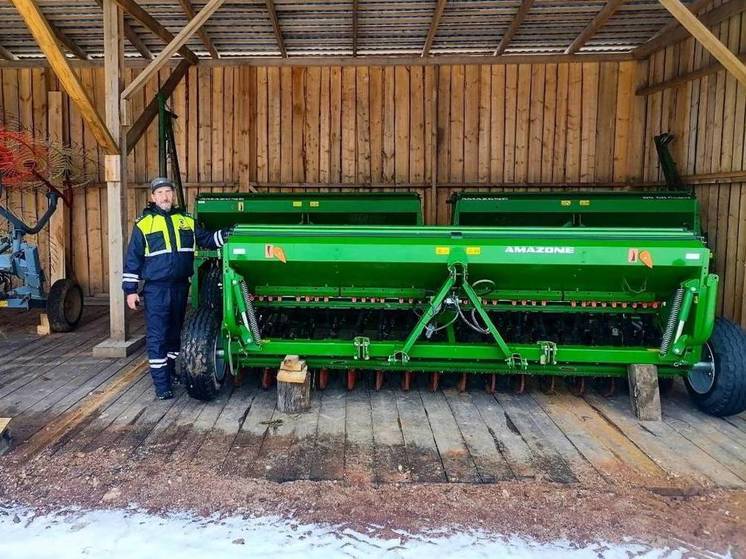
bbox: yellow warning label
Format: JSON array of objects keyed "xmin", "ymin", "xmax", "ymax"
[
  {"xmin": 580, "ymin": 200, "xmax": 591, "ymax": 206},
  {"xmin": 561, "ymin": 200, "xmax": 572, "ymax": 207},
  {"xmin": 0, "ymin": 301, "xmax": 7, "ymax": 307},
  {"xmin": 310, "ymin": 201, "xmax": 320, "ymax": 207},
  {"xmin": 466, "ymin": 247, "xmax": 481, "ymax": 255},
  {"xmin": 436, "ymin": 247, "xmax": 450, "ymax": 255},
  {"xmin": 292, "ymin": 201, "xmax": 302, "ymax": 207}
]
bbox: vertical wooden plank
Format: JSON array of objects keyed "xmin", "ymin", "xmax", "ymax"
[
  {"xmin": 490, "ymin": 65, "xmax": 505, "ymax": 184},
  {"xmin": 305, "ymin": 66, "xmax": 321, "ymax": 184},
  {"xmin": 341, "ymin": 67, "xmax": 357, "ymax": 184},
  {"xmin": 436, "ymin": 65, "xmax": 451, "ymax": 187},
  {"xmin": 528, "ymin": 64, "xmax": 545, "ymax": 183},
  {"xmin": 580, "ymin": 63, "xmax": 599, "ymax": 183},
  {"xmin": 565, "ymin": 63, "xmax": 582, "ymax": 183},
  {"xmin": 280, "ymin": 67, "xmax": 293, "ymax": 184},
  {"xmin": 596, "ymin": 62, "xmax": 618, "ymax": 182},
  {"xmin": 211, "ymin": 67, "xmax": 224, "ymax": 184},
  {"xmin": 409, "ymin": 66, "xmax": 425, "ymax": 184},
  {"xmin": 18, "ymin": 68, "xmax": 38, "ymax": 272},
  {"xmin": 186, "ymin": 66, "xmax": 198, "ymax": 183},
  {"xmin": 449, "ymin": 65, "xmax": 464, "ymax": 184},
  {"xmin": 236, "ymin": 67, "xmax": 251, "ymax": 189},
  {"xmin": 267, "ymin": 67, "xmax": 280, "ymax": 183},
  {"xmin": 172, "ymin": 66, "xmax": 187, "ymax": 185},
  {"xmin": 394, "ymin": 66, "xmax": 410, "ymax": 184},
  {"xmin": 292, "ymin": 67, "xmax": 305, "ymax": 183},
  {"xmin": 424, "ymin": 65, "xmax": 436, "ymax": 194},
  {"xmin": 330, "ymin": 67, "xmax": 343, "ymax": 183},
  {"xmin": 369, "ymin": 66, "xmax": 383, "ymax": 184},
  {"xmin": 628, "ymin": 60, "xmax": 648, "ymax": 181},
  {"xmin": 319, "ymin": 66, "xmax": 331, "ymax": 183},
  {"xmin": 32, "ymin": 68, "xmax": 50, "ymax": 276},
  {"xmin": 504, "ymin": 65, "xmax": 518, "ymax": 183},
  {"xmin": 540, "ymin": 63, "xmax": 556, "ymax": 183},
  {"xmin": 552, "ymin": 63, "xmax": 569, "ymax": 183},
  {"xmin": 514, "ymin": 64, "xmax": 532, "ymax": 183},
  {"xmin": 477, "ymin": 65, "xmax": 491, "ymax": 184},
  {"xmin": 613, "ymin": 61, "xmax": 634, "ymax": 182},
  {"xmin": 224, "ymin": 67, "xmax": 235, "ymax": 184},
  {"xmin": 256, "ymin": 67, "xmax": 269, "ymax": 183},
  {"xmin": 463, "ymin": 64, "xmax": 479, "ymax": 183},
  {"xmin": 197, "ymin": 66, "xmax": 212, "ymax": 184},
  {"xmin": 356, "ymin": 66, "xmax": 371, "ymax": 184}
]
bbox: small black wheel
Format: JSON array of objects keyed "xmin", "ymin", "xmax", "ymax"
[
  {"xmin": 685, "ymin": 318, "xmax": 746, "ymax": 417},
  {"xmin": 199, "ymin": 259, "xmax": 222, "ymax": 311},
  {"xmin": 47, "ymin": 278, "xmax": 84, "ymax": 332},
  {"xmin": 181, "ymin": 305, "xmax": 227, "ymax": 401}
]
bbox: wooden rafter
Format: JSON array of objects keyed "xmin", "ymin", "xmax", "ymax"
[
  {"xmin": 265, "ymin": 0, "xmax": 287, "ymax": 58},
  {"xmin": 633, "ymin": 0, "xmax": 741, "ymax": 59},
  {"xmin": 10, "ymin": 0, "xmax": 117, "ymax": 154},
  {"xmin": 658, "ymin": 0, "xmax": 746, "ymax": 87},
  {"xmin": 636, "ymin": 50, "xmax": 746, "ymax": 95},
  {"xmin": 0, "ymin": 44, "xmax": 18, "ymax": 61},
  {"xmin": 422, "ymin": 0, "xmax": 447, "ymax": 57},
  {"xmin": 352, "ymin": 0, "xmax": 358, "ymax": 56},
  {"xmin": 121, "ymin": 0, "xmax": 224, "ymax": 101},
  {"xmin": 565, "ymin": 0, "xmax": 627, "ymax": 55},
  {"xmin": 112, "ymin": 0, "xmax": 199, "ymax": 65},
  {"xmin": 49, "ymin": 20, "xmax": 88, "ymax": 60},
  {"xmin": 494, "ymin": 0, "xmax": 535, "ymax": 56},
  {"xmin": 94, "ymin": 0, "xmax": 152, "ymax": 60},
  {"xmin": 178, "ymin": 0, "xmax": 220, "ymax": 59},
  {"xmin": 126, "ymin": 59, "xmax": 191, "ymax": 152}
]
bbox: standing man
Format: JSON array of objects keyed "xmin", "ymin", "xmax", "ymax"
[{"xmin": 122, "ymin": 177, "xmax": 229, "ymax": 400}]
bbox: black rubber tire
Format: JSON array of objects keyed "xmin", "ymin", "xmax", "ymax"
[
  {"xmin": 46, "ymin": 278, "xmax": 84, "ymax": 332},
  {"xmin": 181, "ymin": 305, "xmax": 226, "ymax": 401},
  {"xmin": 685, "ymin": 317, "xmax": 746, "ymax": 417},
  {"xmin": 199, "ymin": 259, "xmax": 222, "ymax": 311}
]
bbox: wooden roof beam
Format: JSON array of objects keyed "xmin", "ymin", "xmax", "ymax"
[
  {"xmin": 121, "ymin": 0, "xmax": 224, "ymax": 101},
  {"xmin": 49, "ymin": 19, "xmax": 88, "ymax": 59},
  {"xmin": 0, "ymin": 44, "xmax": 18, "ymax": 61},
  {"xmin": 636, "ymin": 50, "xmax": 746, "ymax": 95},
  {"xmin": 178, "ymin": 0, "xmax": 220, "ymax": 59},
  {"xmin": 657, "ymin": 0, "xmax": 746, "ymax": 87},
  {"xmin": 265, "ymin": 0, "xmax": 287, "ymax": 58},
  {"xmin": 94, "ymin": 0, "xmax": 153, "ymax": 60},
  {"xmin": 352, "ymin": 0, "xmax": 358, "ymax": 56},
  {"xmin": 633, "ymin": 0, "xmax": 741, "ymax": 59},
  {"xmin": 494, "ymin": 0, "xmax": 535, "ymax": 56},
  {"xmin": 112, "ymin": 0, "xmax": 199, "ymax": 65},
  {"xmin": 422, "ymin": 0, "xmax": 447, "ymax": 57},
  {"xmin": 10, "ymin": 0, "xmax": 117, "ymax": 154},
  {"xmin": 565, "ymin": 0, "xmax": 627, "ymax": 55}
]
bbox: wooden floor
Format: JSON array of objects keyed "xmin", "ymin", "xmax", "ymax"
[{"xmin": 1, "ymin": 308, "xmax": 745, "ymax": 489}]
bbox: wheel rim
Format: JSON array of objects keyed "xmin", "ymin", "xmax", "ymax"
[
  {"xmin": 63, "ymin": 286, "xmax": 83, "ymax": 324},
  {"xmin": 688, "ymin": 342, "xmax": 716, "ymax": 394},
  {"xmin": 212, "ymin": 333, "xmax": 227, "ymax": 383}
]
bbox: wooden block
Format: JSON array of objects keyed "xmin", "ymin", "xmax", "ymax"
[
  {"xmin": 277, "ymin": 357, "xmax": 310, "ymax": 413},
  {"xmin": 0, "ymin": 417, "xmax": 10, "ymax": 455},
  {"xmin": 627, "ymin": 364, "xmax": 662, "ymax": 422},
  {"xmin": 36, "ymin": 313, "xmax": 50, "ymax": 336}
]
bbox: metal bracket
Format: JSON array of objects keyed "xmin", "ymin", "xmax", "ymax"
[
  {"xmin": 506, "ymin": 353, "xmax": 528, "ymax": 370},
  {"xmin": 354, "ymin": 336, "xmax": 370, "ymax": 360},
  {"xmin": 537, "ymin": 341, "xmax": 558, "ymax": 365}
]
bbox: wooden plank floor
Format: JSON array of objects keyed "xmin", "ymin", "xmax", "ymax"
[{"xmin": 1, "ymin": 309, "xmax": 745, "ymax": 490}]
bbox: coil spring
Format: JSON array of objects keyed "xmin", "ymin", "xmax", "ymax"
[
  {"xmin": 239, "ymin": 280, "xmax": 262, "ymax": 343},
  {"xmin": 659, "ymin": 288, "xmax": 684, "ymax": 355}
]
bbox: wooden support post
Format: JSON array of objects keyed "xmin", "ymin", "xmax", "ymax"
[
  {"xmin": 93, "ymin": 0, "xmax": 144, "ymax": 357},
  {"xmin": 0, "ymin": 417, "xmax": 11, "ymax": 455},
  {"xmin": 48, "ymin": 91, "xmax": 68, "ymax": 283},
  {"xmin": 657, "ymin": 0, "xmax": 746, "ymax": 87},
  {"xmin": 10, "ymin": 0, "xmax": 118, "ymax": 154},
  {"xmin": 277, "ymin": 355, "xmax": 311, "ymax": 413},
  {"xmin": 627, "ymin": 364, "xmax": 662, "ymax": 421}
]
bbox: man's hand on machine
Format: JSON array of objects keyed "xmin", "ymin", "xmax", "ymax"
[{"xmin": 127, "ymin": 293, "xmax": 141, "ymax": 310}]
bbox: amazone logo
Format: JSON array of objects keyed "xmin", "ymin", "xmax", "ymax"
[{"xmin": 505, "ymin": 246, "xmax": 576, "ymax": 254}]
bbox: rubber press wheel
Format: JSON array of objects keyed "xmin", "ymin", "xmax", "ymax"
[
  {"xmin": 199, "ymin": 259, "xmax": 222, "ymax": 311},
  {"xmin": 47, "ymin": 278, "xmax": 84, "ymax": 332},
  {"xmin": 685, "ymin": 318, "xmax": 746, "ymax": 417},
  {"xmin": 181, "ymin": 305, "xmax": 227, "ymax": 401}
]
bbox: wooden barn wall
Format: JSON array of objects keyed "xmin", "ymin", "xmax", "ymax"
[
  {"xmin": 0, "ymin": 60, "xmax": 644, "ymax": 296},
  {"xmin": 640, "ymin": 9, "xmax": 746, "ymax": 326}
]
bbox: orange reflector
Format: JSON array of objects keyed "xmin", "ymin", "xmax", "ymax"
[
  {"xmin": 639, "ymin": 250, "xmax": 653, "ymax": 268},
  {"xmin": 272, "ymin": 246, "xmax": 287, "ymax": 263}
]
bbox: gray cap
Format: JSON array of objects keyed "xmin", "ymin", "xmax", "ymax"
[{"xmin": 150, "ymin": 177, "xmax": 174, "ymax": 193}]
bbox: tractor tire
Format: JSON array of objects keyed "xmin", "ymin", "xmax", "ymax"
[
  {"xmin": 181, "ymin": 305, "xmax": 227, "ymax": 401},
  {"xmin": 199, "ymin": 260, "xmax": 222, "ymax": 311},
  {"xmin": 685, "ymin": 317, "xmax": 746, "ymax": 417},
  {"xmin": 47, "ymin": 278, "xmax": 84, "ymax": 332}
]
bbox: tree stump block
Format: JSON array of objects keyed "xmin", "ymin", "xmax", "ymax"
[
  {"xmin": 627, "ymin": 364, "xmax": 661, "ymax": 421},
  {"xmin": 277, "ymin": 355, "xmax": 311, "ymax": 413}
]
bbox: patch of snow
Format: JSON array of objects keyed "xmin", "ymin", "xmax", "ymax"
[{"xmin": 0, "ymin": 505, "xmax": 730, "ymax": 559}]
